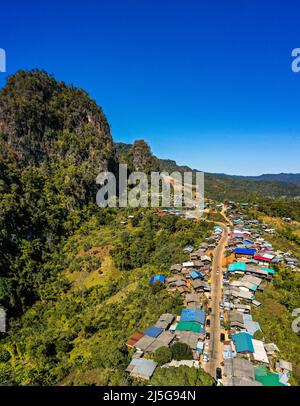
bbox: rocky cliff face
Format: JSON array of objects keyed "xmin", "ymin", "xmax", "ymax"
[{"xmin": 0, "ymin": 69, "xmax": 116, "ymax": 172}]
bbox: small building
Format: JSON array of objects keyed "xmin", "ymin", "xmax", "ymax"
[
  {"xmin": 126, "ymin": 358, "xmax": 157, "ymax": 380},
  {"xmin": 232, "ymin": 332, "xmax": 254, "ymax": 353},
  {"xmin": 180, "ymin": 308, "xmax": 206, "ymax": 325},
  {"xmin": 264, "ymin": 343, "xmax": 280, "ymax": 357},
  {"xmin": 228, "ymin": 310, "xmax": 245, "ymax": 329},
  {"xmin": 251, "ymin": 339, "xmax": 269, "ymax": 364},
  {"xmin": 170, "ymin": 264, "xmax": 182, "ymax": 273},
  {"xmin": 175, "ymin": 330, "xmax": 203, "ymax": 349},
  {"xmin": 176, "ymin": 321, "xmax": 205, "ymax": 334},
  {"xmin": 126, "ymin": 332, "xmax": 144, "ymax": 348},
  {"xmin": 254, "ymin": 366, "xmax": 284, "ymax": 387},
  {"xmin": 235, "ymin": 248, "xmax": 256, "ymax": 258},
  {"xmin": 276, "ymin": 359, "xmax": 293, "ymax": 373},
  {"xmin": 144, "ymin": 326, "xmax": 164, "ymax": 338},
  {"xmin": 150, "ymin": 275, "xmax": 165, "ymax": 284},
  {"xmin": 155, "ymin": 313, "xmax": 175, "ymax": 330},
  {"xmin": 228, "ymin": 262, "xmax": 247, "ymax": 272},
  {"xmin": 183, "ymin": 245, "xmax": 194, "ymax": 254},
  {"xmin": 185, "ymin": 293, "xmax": 202, "ymax": 307},
  {"xmin": 189, "ymin": 270, "xmax": 204, "ymax": 280}
]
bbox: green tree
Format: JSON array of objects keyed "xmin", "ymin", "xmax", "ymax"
[
  {"xmin": 170, "ymin": 342, "xmax": 193, "ymax": 361},
  {"xmin": 153, "ymin": 346, "xmax": 172, "ymax": 366}
]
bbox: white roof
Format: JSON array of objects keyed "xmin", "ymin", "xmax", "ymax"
[
  {"xmin": 252, "ymin": 339, "xmax": 269, "ymax": 364},
  {"xmin": 201, "ymin": 255, "xmax": 211, "ymax": 262},
  {"xmin": 182, "ymin": 261, "xmax": 194, "ymax": 267}
]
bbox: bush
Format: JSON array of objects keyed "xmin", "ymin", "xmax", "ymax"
[
  {"xmin": 170, "ymin": 342, "xmax": 193, "ymax": 361},
  {"xmin": 153, "ymin": 346, "xmax": 172, "ymax": 366}
]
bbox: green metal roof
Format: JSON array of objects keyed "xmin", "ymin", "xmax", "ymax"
[
  {"xmin": 176, "ymin": 321, "xmax": 204, "ymax": 333},
  {"xmin": 254, "ymin": 366, "xmax": 284, "ymax": 387}
]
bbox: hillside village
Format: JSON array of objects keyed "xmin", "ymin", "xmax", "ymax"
[{"xmin": 124, "ymin": 203, "xmax": 298, "ymax": 385}]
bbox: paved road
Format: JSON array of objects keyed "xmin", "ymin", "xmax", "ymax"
[{"xmin": 207, "ymin": 216, "xmax": 230, "ymax": 378}]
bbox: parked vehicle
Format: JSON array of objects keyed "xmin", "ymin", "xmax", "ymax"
[
  {"xmin": 206, "ymin": 332, "xmax": 210, "ymax": 340},
  {"xmin": 220, "ymin": 333, "xmax": 225, "ymax": 341},
  {"xmin": 216, "ymin": 368, "xmax": 222, "ymax": 380},
  {"xmin": 206, "ymin": 318, "xmax": 210, "ymax": 327}
]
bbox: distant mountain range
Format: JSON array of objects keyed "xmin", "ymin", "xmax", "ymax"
[
  {"xmin": 116, "ymin": 144, "xmax": 300, "ymax": 200},
  {"xmin": 228, "ymin": 173, "xmax": 300, "ymax": 185}
]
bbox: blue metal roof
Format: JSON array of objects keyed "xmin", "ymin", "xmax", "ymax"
[
  {"xmin": 232, "ymin": 332, "xmax": 254, "ymax": 353},
  {"xmin": 144, "ymin": 326, "xmax": 164, "ymax": 338},
  {"xmin": 180, "ymin": 308, "xmax": 206, "ymax": 325},
  {"xmin": 149, "ymin": 275, "xmax": 165, "ymax": 284},
  {"xmin": 189, "ymin": 270, "xmax": 204, "ymax": 280},
  {"xmin": 235, "ymin": 248, "xmax": 256, "ymax": 256}
]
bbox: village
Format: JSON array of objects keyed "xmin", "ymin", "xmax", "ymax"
[{"xmin": 124, "ymin": 202, "xmax": 298, "ymax": 385}]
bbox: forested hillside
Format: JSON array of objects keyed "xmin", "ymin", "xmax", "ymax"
[
  {"xmin": 0, "ymin": 70, "xmax": 116, "ymax": 315},
  {"xmin": 0, "ymin": 70, "xmax": 213, "ymax": 385}
]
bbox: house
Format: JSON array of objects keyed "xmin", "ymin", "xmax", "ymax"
[
  {"xmin": 276, "ymin": 359, "xmax": 293, "ymax": 373},
  {"xmin": 251, "ymin": 339, "xmax": 269, "ymax": 364},
  {"xmin": 233, "ymin": 304, "xmax": 251, "ymax": 313},
  {"xmin": 134, "ymin": 335, "xmax": 156, "ymax": 352},
  {"xmin": 235, "ymin": 248, "xmax": 256, "ymax": 258},
  {"xmin": 175, "ymin": 331, "xmax": 202, "ymax": 350},
  {"xmin": 183, "ymin": 245, "xmax": 194, "ymax": 254},
  {"xmin": 232, "ymin": 332, "xmax": 254, "ymax": 353},
  {"xmin": 180, "ymin": 308, "xmax": 206, "ymax": 325},
  {"xmin": 254, "ymin": 253, "xmax": 274, "ymax": 263},
  {"xmin": 223, "ymin": 358, "xmax": 262, "ymax": 386},
  {"xmin": 177, "ymin": 286, "xmax": 190, "ymax": 296},
  {"xmin": 176, "ymin": 321, "xmax": 205, "ymax": 334},
  {"xmin": 254, "ymin": 365, "xmax": 284, "ymax": 386},
  {"xmin": 246, "ymin": 268, "xmax": 269, "ymax": 278},
  {"xmin": 166, "ymin": 276, "xmax": 186, "ymax": 288},
  {"xmin": 170, "ymin": 264, "xmax": 182, "ymax": 273},
  {"xmin": 189, "ymin": 270, "xmax": 204, "ymax": 280},
  {"xmin": 149, "ymin": 275, "xmax": 165, "ymax": 284},
  {"xmin": 146, "ymin": 331, "xmax": 175, "ymax": 353},
  {"xmin": 126, "ymin": 358, "xmax": 157, "ymax": 380},
  {"xmin": 185, "ymin": 293, "xmax": 202, "ymax": 307},
  {"xmin": 231, "ymin": 290, "xmax": 254, "ymax": 301},
  {"xmin": 201, "ymin": 255, "xmax": 212, "ymax": 264},
  {"xmin": 228, "ymin": 310, "xmax": 245, "ymax": 329},
  {"xmin": 126, "ymin": 332, "xmax": 144, "ymax": 348},
  {"xmin": 190, "ymin": 279, "xmax": 205, "ymax": 291},
  {"xmin": 264, "ymin": 343, "xmax": 280, "ymax": 357},
  {"xmin": 228, "ymin": 262, "xmax": 247, "ymax": 272},
  {"xmin": 155, "ymin": 313, "xmax": 175, "ymax": 330},
  {"xmin": 241, "ymin": 275, "xmax": 262, "ymax": 287},
  {"xmin": 0, "ymin": 308, "xmax": 6, "ymax": 333},
  {"xmin": 144, "ymin": 326, "xmax": 164, "ymax": 338},
  {"xmin": 182, "ymin": 261, "xmax": 195, "ymax": 268},
  {"xmin": 243, "ymin": 315, "xmax": 261, "ymax": 336}
]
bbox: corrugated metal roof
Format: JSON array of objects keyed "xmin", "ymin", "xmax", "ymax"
[
  {"xmin": 176, "ymin": 321, "xmax": 204, "ymax": 334},
  {"xmin": 232, "ymin": 332, "xmax": 254, "ymax": 353}
]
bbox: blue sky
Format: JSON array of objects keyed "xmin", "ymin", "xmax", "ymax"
[{"xmin": 0, "ymin": 0, "xmax": 300, "ymax": 175}]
